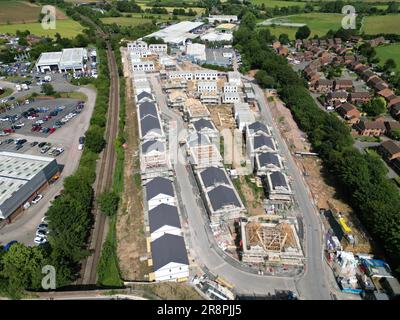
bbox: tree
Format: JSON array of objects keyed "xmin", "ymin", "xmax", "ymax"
[
  {"xmin": 41, "ymin": 83, "xmax": 55, "ymax": 96},
  {"xmin": 278, "ymin": 33, "xmax": 290, "ymax": 45},
  {"xmin": 98, "ymin": 191, "xmax": 120, "ymax": 216},
  {"xmin": 241, "ymin": 11, "xmax": 257, "ymax": 31},
  {"xmin": 295, "ymin": 25, "xmax": 311, "ymax": 40},
  {"xmin": 362, "ymin": 97, "xmax": 386, "ymax": 116},
  {"xmin": 255, "ymin": 70, "xmax": 275, "ymax": 88},
  {"xmin": 0, "ymin": 244, "xmax": 46, "ymax": 299},
  {"xmin": 384, "ymin": 58, "xmax": 397, "ymax": 72},
  {"xmin": 389, "ymin": 128, "xmax": 400, "ymax": 140},
  {"xmin": 85, "ymin": 125, "xmax": 105, "ymax": 153}
]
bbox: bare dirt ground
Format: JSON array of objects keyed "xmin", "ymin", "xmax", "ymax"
[
  {"xmin": 129, "ymin": 283, "xmax": 204, "ymax": 300},
  {"xmin": 208, "ymin": 104, "xmax": 236, "ymax": 131},
  {"xmin": 116, "ymin": 50, "xmax": 151, "ymax": 280},
  {"xmin": 268, "ymin": 94, "xmax": 372, "ymax": 253}
]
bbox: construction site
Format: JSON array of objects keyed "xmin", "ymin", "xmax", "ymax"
[{"xmin": 240, "ymin": 216, "xmax": 304, "ymax": 267}]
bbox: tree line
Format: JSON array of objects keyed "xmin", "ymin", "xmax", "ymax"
[{"xmin": 234, "ymin": 12, "xmax": 400, "ymax": 275}]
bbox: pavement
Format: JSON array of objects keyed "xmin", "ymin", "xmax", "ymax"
[
  {"xmin": 0, "ymin": 86, "xmax": 97, "ymax": 246},
  {"xmin": 147, "ymin": 73, "xmax": 336, "ymax": 299}
]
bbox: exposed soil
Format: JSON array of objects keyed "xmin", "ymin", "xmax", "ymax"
[{"xmin": 115, "ymin": 49, "xmax": 151, "ymax": 280}]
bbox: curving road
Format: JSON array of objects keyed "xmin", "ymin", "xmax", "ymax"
[{"xmin": 148, "ymin": 73, "xmax": 334, "ymax": 299}]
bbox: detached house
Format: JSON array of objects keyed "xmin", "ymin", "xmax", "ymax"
[
  {"xmin": 336, "ymin": 103, "xmax": 360, "ymax": 124},
  {"xmin": 145, "ymin": 177, "xmax": 176, "ymax": 210},
  {"xmin": 349, "ymin": 92, "xmax": 371, "ymax": 105},
  {"xmin": 379, "ymin": 140, "xmax": 400, "ymax": 161}
]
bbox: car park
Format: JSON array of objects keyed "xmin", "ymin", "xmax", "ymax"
[{"xmin": 32, "ymin": 194, "xmax": 43, "ymax": 204}]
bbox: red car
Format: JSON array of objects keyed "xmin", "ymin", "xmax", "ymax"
[
  {"xmin": 49, "ymin": 128, "xmax": 56, "ymax": 134},
  {"xmin": 3, "ymin": 128, "xmax": 15, "ymax": 134}
]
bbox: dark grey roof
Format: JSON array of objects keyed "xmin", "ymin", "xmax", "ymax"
[
  {"xmin": 193, "ymin": 118, "xmax": 214, "ymax": 131},
  {"xmin": 208, "ymin": 185, "xmax": 241, "ymax": 211},
  {"xmin": 248, "ymin": 121, "xmax": 269, "ymax": 135},
  {"xmin": 141, "ymin": 139, "xmax": 165, "ymax": 154},
  {"xmin": 139, "ymin": 101, "xmax": 157, "ymax": 119},
  {"xmin": 257, "ymin": 152, "xmax": 281, "ymax": 168},
  {"xmin": 140, "ymin": 115, "xmax": 161, "ymax": 137},
  {"xmin": 270, "ymin": 171, "xmax": 287, "ymax": 188},
  {"xmin": 148, "ymin": 204, "xmax": 181, "ymax": 233},
  {"xmin": 146, "ymin": 177, "xmax": 174, "ymax": 201},
  {"xmin": 137, "ymin": 91, "xmax": 153, "ymax": 101},
  {"xmin": 200, "ymin": 167, "xmax": 229, "ymax": 188},
  {"xmin": 151, "ymin": 234, "xmax": 188, "ymax": 270},
  {"xmin": 254, "ymin": 135, "xmax": 275, "ymax": 150}
]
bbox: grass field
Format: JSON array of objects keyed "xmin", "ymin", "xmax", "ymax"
[
  {"xmin": 376, "ymin": 43, "xmax": 400, "ymax": 72},
  {"xmin": 362, "ymin": 14, "xmax": 400, "ymax": 35},
  {"xmin": 0, "ymin": 19, "xmax": 85, "ymax": 38},
  {"xmin": 251, "ymin": 0, "xmax": 306, "ymax": 7},
  {"xmin": 259, "ymin": 12, "xmax": 343, "ymax": 39},
  {"xmin": 101, "ymin": 13, "xmax": 190, "ymax": 26}
]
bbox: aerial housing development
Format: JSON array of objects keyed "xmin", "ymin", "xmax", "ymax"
[{"xmin": 0, "ymin": 0, "xmax": 400, "ymax": 304}]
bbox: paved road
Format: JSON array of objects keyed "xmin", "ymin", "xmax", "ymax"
[
  {"xmin": 251, "ymin": 83, "xmax": 334, "ymax": 300},
  {"xmin": 0, "ymin": 86, "xmax": 97, "ymax": 246},
  {"xmin": 148, "ymin": 74, "xmax": 301, "ymax": 296}
]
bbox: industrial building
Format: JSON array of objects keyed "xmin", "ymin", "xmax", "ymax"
[
  {"xmin": 208, "ymin": 15, "xmax": 238, "ymax": 23},
  {"xmin": 240, "ymin": 218, "xmax": 303, "ymax": 265},
  {"xmin": 144, "ymin": 21, "xmax": 204, "ymax": 45},
  {"xmin": 205, "ymin": 48, "xmax": 233, "ymax": 67},
  {"xmin": 0, "ymin": 152, "xmax": 60, "ymax": 221},
  {"xmin": 36, "ymin": 48, "xmax": 87, "ymax": 73},
  {"xmin": 185, "ymin": 43, "xmax": 206, "ymax": 63}
]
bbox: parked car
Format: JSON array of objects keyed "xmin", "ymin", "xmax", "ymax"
[
  {"xmin": 38, "ymin": 142, "xmax": 46, "ymax": 148},
  {"xmin": 31, "ymin": 194, "xmax": 43, "ymax": 204},
  {"xmin": 36, "ymin": 229, "xmax": 48, "ymax": 237},
  {"xmin": 49, "ymin": 127, "xmax": 56, "ymax": 134},
  {"xmin": 30, "ymin": 141, "xmax": 38, "ymax": 147},
  {"xmin": 41, "ymin": 146, "xmax": 50, "ymax": 153},
  {"xmin": 15, "ymin": 144, "xmax": 23, "ymax": 151},
  {"xmin": 37, "ymin": 223, "xmax": 48, "ymax": 231},
  {"xmin": 15, "ymin": 139, "xmax": 27, "ymax": 145},
  {"xmin": 34, "ymin": 236, "xmax": 47, "ymax": 245},
  {"xmin": 5, "ymin": 138, "xmax": 14, "ymax": 144}
]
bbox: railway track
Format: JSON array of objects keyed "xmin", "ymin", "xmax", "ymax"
[{"xmin": 77, "ymin": 41, "xmax": 120, "ymax": 285}]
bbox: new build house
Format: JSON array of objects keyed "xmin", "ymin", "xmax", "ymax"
[
  {"xmin": 145, "ymin": 177, "xmax": 176, "ymax": 210},
  {"xmin": 150, "ymin": 234, "xmax": 189, "ymax": 282},
  {"xmin": 148, "ymin": 204, "xmax": 182, "ymax": 241},
  {"xmin": 186, "ymin": 133, "xmax": 222, "ymax": 169}
]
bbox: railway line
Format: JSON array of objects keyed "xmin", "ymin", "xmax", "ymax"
[{"xmin": 76, "ymin": 18, "xmax": 120, "ymax": 285}]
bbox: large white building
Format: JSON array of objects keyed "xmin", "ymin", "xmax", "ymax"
[
  {"xmin": 132, "ymin": 60, "xmax": 155, "ymax": 72},
  {"xmin": 144, "ymin": 21, "xmax": 204, "ymax": 45},
  {"xmin": 0, "ymin": 152, "xmax": 60, "ymax": 220},
  {"xmin": 185, "ymin": 43, "xmax": 206, "ymax": 62},
  {"xmin": 197, "ymin": 81, "xmax": 218, "ymax": 93},
  {"xmin": 208, "ymin": 15, "xmax": 238, "ymax": 23},
  {"xmin": 36, "ymin": 48, "xmax": 87, "ymax": 73}
]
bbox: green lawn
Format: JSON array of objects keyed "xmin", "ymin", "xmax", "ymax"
[
  {"xmin": 376, "ymin": 43, "xmax": 400, "ymax": 72},
  {"xmin": 0, "ymin": 1, "xmax": 41, "ymax": 24},
  {"xmin": 251, "ymin": 0, "xmax": 306, "ymax": 7},
  {"xmin": 362, "ymin": 14, "xmax": 400, "ymax": 35},
  {"xmin": 0, "ymin": 88, "xmax": 13, "ymax": 99},
  {"xmin": 259, "ymin": 12, "xmax": 343, "ymax": 39},
  {"xmin": 0, "ymin": 19, "xmax": 84, "ymax": 38},
  {"xmin": 101, "ymin": 13, "xmax": 189, "ymax": 26}
]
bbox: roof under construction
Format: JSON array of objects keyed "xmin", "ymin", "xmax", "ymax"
[{"xmin": 244, "ymin": 221, "xmax": 298, "ymax": 253}]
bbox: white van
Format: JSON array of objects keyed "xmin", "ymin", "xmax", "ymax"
[
  {"xmin": 21, "ymin": 83, "xmax": 29, "ymax": 90},
  {"xmin": 15, "ymin": 84, "xmax": 21, "ymax": 91}
]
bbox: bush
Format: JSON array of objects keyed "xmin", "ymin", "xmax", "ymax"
[
  {"xmin": 85, "ymin": 125, "xmax": 106, "ymax": 153},
  {"xmin": 98, "ymin": 191, "xmax": 120, "ymax": 217}
]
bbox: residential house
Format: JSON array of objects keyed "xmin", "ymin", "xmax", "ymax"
[
  {"xmin": 378, "ymin": 88, "xmax": 395, "ymax": 101},
  {"xmin": 140, "ymin": 139, "xmax": 170, "ymax": 177},
  {"xmin": 186, "ymin": 133, "xmax": 222, "ymax": 169},
  {"xmin": 191, "ymin": 118, "xmax": 219, "ymax": 139},
  {"xmin": 148, "ymin": 204, "xmax": 182, "ymax": 242},
  {"xmin": 384, "ymin": 121, "xmax": 400, "ymax": 136},
  {"xmin": 336, "ymin": 103, "xmax": 361, "ymax": 124},
  {"xmin": 197, "ymin": 81, "xmax": 218, "ymax": 93},
  {"xmin": 388, "ymin": 96, "xmax": 400, "ymax": 109},
  {"xmin": 335, "ymin": 79, "xmax": 353, "ymax": 91},
  {"xmin": 361, "ymin": 69, "xmax": 377, "ymax": 83},
  {"xmin": 167, "ymin": 91, "xmax": 187, "ymax": 109},
  {"xmin": 314, "ymin": 79, "xmax": 334, "ymax": 92},
  {"xmin": 136, "ymin": 91, "xmax": 155, "ymax": 104},
  {"xmin": 185, "ymin": 99, "xmax": 210, "ymax": 120},
  {"xmin": 222, "ymin": 92, "xmax": 241, "ymax": 104},
  {"xmin": 145, "ymin": 177, "xmax": 176, "ymax": 210},
  {"xmin": 379, "ymin": 140, "xmax": 400, "ymax": 161},
  {"xmin": 150, "ymin": 234, "xmax": 189, "ymax": 282},
  {"xmin": 327, "ymin": 91, "xmax": 348, "ymax": 105},
  {"xmin": 255, "ymin": 152, "xmax": 283, "ymax": 176},
  {"xmin": 369, "ymin": 36, "xmax": 385, "ymax": 47},
  {"xmin": 227, "ymin": 71, "xmax": 242, "ymax": 86},
  {"xmin": 355, "ymin": 119, "xmax": 386, "ymax": 136},
  {"xmin": 390, "ymin": 104, "xmax": 400, "ymax": 120},
  {"xmin": 349, "ymin": 92, "xmax": 371, "ymax": 105},
  {"xmin": 223, "ymin": 82, "xmax": 238, "ymax": 93},
  {"xmin": 264, "ymin": 171, "xmax": 292, "ymax": 201}
]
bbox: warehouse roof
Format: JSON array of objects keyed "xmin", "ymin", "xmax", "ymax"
[
  {"xmin": 208, "ymin": 185, "xmax": 241, "ymax": 211},
  {"xmin": 151, "ymin": 234, "xmax": 188, "ymax": 270},
  {"xmin": 59, "ymin": 48, "xmax": 85, "ymax": 66},
  {"xmin": 144, "ymin": 21, "xmax": 204, "ymax": 44},
  {"xmin": 148, "ymin": 204, "xmax": 181, "ymax": 234},
  {"xmin": 146, "ymin": 177, "xmax": 174, "ymax": 201},
  {"xmin": 200, "ymin": 166, "xmax": 229, "ymax": 188},
  {"xmin": 0, "ymin": 152, "xmax": 59, "ymax": 219},
  {"xmin": 36, "ymin": 51, "xmax": 63, "ymax": 66}
]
